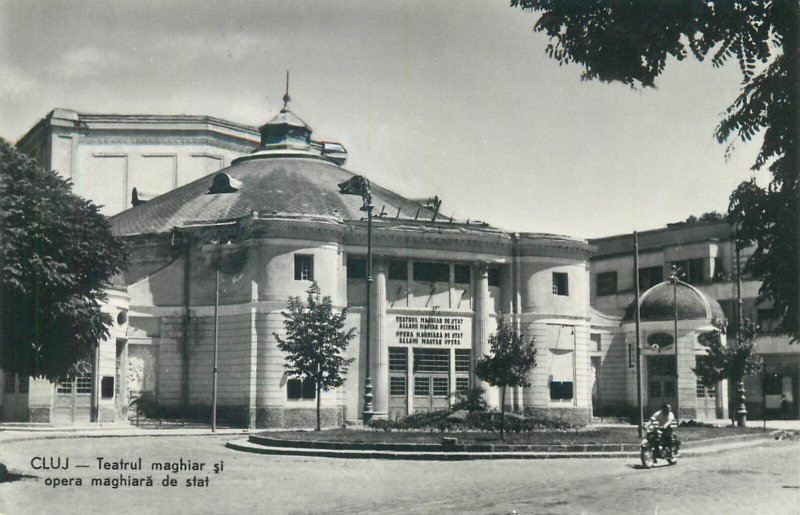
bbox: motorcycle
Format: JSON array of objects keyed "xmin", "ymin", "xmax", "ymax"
[{"xmin": 640, "ymin": 422, "xmax": 680, "ymax": 468}]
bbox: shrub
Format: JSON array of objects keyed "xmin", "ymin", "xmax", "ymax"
[{"xmin": 451, "ymin": 387, "xmax": 488, "ymax": 412}]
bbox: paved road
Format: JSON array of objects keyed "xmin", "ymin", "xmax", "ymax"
[{"xmin": 0, "ymin": 435, "xmax": 797, "ymax": 514}]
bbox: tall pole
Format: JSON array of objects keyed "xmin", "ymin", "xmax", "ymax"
[
  {"xmin": 735, "ymin": 222, "xmax": 747, "ymax": 427},
  {"xmin": 671, "ymin": 265, "xmax": 680, "ymax": 421},
  {"xmin": 634, "ymin": 232, "xmax": 644, "ymax": 438},
  {"xmin": 363, "ymin": 192, "xmax": 374, "ymax": 421},
  {"xmin": 212, "ymin": 242, "xmax": 220, "ymax": 432}
]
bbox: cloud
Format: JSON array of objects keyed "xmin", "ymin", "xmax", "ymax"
[
  {"xmin": 57, "ymin": 46, "xmax": 120, "ymax": 78},
  {"xmin": 0, "ymin": 63, "xmax": 39, "ymax": 99}
]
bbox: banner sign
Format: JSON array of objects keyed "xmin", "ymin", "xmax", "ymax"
[{"xmin": 390, "ymin": 315, "xmax": 472, "ymax": 348}]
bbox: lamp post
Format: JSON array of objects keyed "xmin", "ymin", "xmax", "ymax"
[
  {"xmin": 670, "ymin": 265, "xmax": 680, "ymax": 421},
  {"xmin": 338, "ymin": 175, "xmax": 374, "ymax": 422},
  {"xmin": 734, "ymin": 221, "xmax": 748, "ymax": 427},
  {"xmin": 633, "ymin": 232, "xmax": 644, "ymax": 438}
]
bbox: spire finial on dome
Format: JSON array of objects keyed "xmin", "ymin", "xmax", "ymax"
[{"xmin": 282, "ymin": 70, "xmax": 291, "ymax": 111}]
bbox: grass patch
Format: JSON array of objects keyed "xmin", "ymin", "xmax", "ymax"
[{"xmin": 261, "ymin": 425, "xmax": 767, "ymax": 446}]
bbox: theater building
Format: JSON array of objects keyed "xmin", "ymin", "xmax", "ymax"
[
  {"xmin": 98, "ymin": 98, "xmax": 596, "ymax": 428},
  {"xmin": 3, "ymin": 101, "xmax": 795, "ymax": 426}
]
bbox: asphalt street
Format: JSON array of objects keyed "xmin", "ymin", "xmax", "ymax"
[{"xmin": 0, "ymin": 435, "xmax": 797, "ymax": 514}]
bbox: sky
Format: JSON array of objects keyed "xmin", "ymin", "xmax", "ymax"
[{"xmin": 0, "ymin": 0, "xmax": 764, "ymax": 239}]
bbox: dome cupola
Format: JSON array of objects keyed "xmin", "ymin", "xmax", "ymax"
[{"xmin": 623, "ymin": 280, "xmax": 725, "ymax": 322}]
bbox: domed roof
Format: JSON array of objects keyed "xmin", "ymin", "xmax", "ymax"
[
  {"xmin": 110, "ymin": 153, "xmax": 447, "ymax": 236},
  {"xmin": 623, "ymin": 280, "xmax": 725, "ymax": 322}
]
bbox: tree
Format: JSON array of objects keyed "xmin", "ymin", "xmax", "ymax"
[
  {"xmin": 512, "ymin": 0, "xmax": 798, "ymax": 339},
  {"xmin": 694, "ymin": 318, "xmax": 762, "ymax": 425},
  {"xmin": 475, "ymin": 315, "xmax": 537, "ymax": 439},
  {"xmin": 0, "ymin": 140, "xmax": 128, "ymax": 380},
  {"xmin": 274, "ymin": 282, "xmax": 355, "ymax": 431}
]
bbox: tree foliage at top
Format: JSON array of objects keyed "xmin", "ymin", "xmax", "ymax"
[
  {"xmin": 1, "ymin": 140, "xmax": 128, "ymax": 380},
  {"xmin": 475, "ymin": 315, "xmax": 537, "ymax": 439},
  {"xmin": 513, "ymin": 0, "xmax": 798, "ymax": 339},
  {"xmin": 274, "ymin": 282, "xmax": 355, "ymax": 430}
]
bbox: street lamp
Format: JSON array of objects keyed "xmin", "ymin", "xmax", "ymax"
[
  {"xmin": 670, "ymin": 265, "xmax": 681, "ymax": 421},
  {"xmin": 338, "ymin": 175, "xmax": 374, "ymax": 422}
]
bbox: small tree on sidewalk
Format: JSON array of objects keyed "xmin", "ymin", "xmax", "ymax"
[
  {"xmin": 274, "ymin": 282, "xmax": 355, "ymax": 431},
  {"xmin": 694, "ymin": 318, "xmax": 762, "ymax": 426},
  {"xmin": 475, "ymin": 315, "xmax": 537, "ymax": 439}
]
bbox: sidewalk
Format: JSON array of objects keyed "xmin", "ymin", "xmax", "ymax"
[{"xmin": 0, "ymin": 422, "xmax": 248, "ymax": 443}]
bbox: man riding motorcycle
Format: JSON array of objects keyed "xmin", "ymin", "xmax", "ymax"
[{"xmin": 649, "ymin": 403, "xmax": 677, "ymax": 460}]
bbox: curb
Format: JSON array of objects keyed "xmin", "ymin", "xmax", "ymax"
[
  {"xmin": 226, "ymin": 431, "xmax": 781, "ymax": 460},
  {"xmin": 0, "ymin": 428, "xmax": 248, "ymax": 444}
]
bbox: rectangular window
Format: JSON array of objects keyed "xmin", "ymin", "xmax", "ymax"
[
  {"xmin": 287, "ymin": 377, "xmax": 316, "ymax": 400},
  {"xmin": 101, "ymin": 376, "xmax": 114, "ymax": 399},
  {"xmin": 695, "ymin": 357, "xmax": 716, "ymax": 398},
  {"xmin": 432, "ymin": 377, "xmax": 449, "ymax": 397},
  {"xmin": 596, "ymin": 271, "xmax": 617, "ymax": 296},
  {"xmin": 549, "ymin": 381, "xmax": 573, "ymax": 400},
  {"xmin": 670, "ymin": 258, "xmax": 704, "ymax": 285},
  {"xmin": 454, "ymin": 264, "xmax": 471, "ymax": 284},
  {"xmin": 388, "ymin": 260, "xmax": 408, "ymax": 280},
  {"xmin": 388, "ymin": 347, "xmax": 407, "ymax": 372},
  {"xmin": 648, "ymin": 356, "xmax": 677, "ymax": 376},
  {"xmin": 413, "ymin": 262, "xmax": 449, "ymax": 282},
  {"xmin": 4, "ymin": 373, "xmax": 15, "ymax": 394},
  {"xmin": 455, "ymin": 349, "xmax": 471, "ymax": 372},
  {"xmin": 487, "ymin": 267, "xmax": 500, "ymax": 287},
  {"xmin": 346, "ymin": 257, "xmax": 366, "ymax": 279},
  {"xmin": 455, "ymin": 377, "xmax": 470, "ymax": 393},
  {"xmin": 75, "ymin": 373, "xmax": 92, "ymax": 395},
  {"xmin": 590, "ymin": 333, "xmax": 602, "ymax": 352},
  {"xmin": 414, "ymin": 377, "xmax": 430, "ymax": 396},
  {"xmin": 638, "ymin": 266, "xmax": 664, "ymax": 291},
  {"xmin": 294, "ymin": 254, "xmax": 314, "ymax": 281},
  {"xmin": 552, "ymin": 272, "xmax": 569, "ymax": 296},
  {"xmin": 413, "ymin": 349, "xmax": 450, "ymax": 373},
  {"xmin": 57, "ymin": 379, "xmax": 72, "ymax": 394},
  {"xmin": 390, "ymin": 376, "xmax": 406, "ymax": 396},
  {"xmin": 18, "ymin": 375, "xmax": 29, "ymax": 394}
]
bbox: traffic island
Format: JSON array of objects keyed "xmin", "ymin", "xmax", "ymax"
[{"xmin": 226, "ymin": 427, "xmax": 783, "ymax": 460}]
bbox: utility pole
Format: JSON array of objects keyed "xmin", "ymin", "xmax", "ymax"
[{"xmin": 634, "ymin": 232, "xmax": 644, "ymax": 438}]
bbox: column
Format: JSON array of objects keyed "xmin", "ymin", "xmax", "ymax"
[
  {"xmin": 474, "ymin": 263, "xmax": 499, "ymax": 409},
  {"xmin": 406, "ymin": 347, "xmax": 414, "ymax": 414},
  {"xmin": 371, "ymin": 260, "xmax": 389, "ymax": 418}
]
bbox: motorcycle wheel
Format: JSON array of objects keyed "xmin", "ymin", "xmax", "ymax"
[
  {"xmin": 666, "ymin": 452, "xmax": 677, "ymax": 465},
  {"xmin": 640, "ymin": 447, "xmax": 654, "ymax": 469}
]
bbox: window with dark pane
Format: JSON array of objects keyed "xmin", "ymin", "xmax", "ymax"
[
  {"xmin": 455, "ymin": 377, "xmax": 470, "ymax": 393},
  {"xmin": 487, "ymin": 267, "xmax": 500, "ymax": 287},
  {"xmin": 590, "ymin": 333, "xmax": 602, "ymax": 352},
  {"xmin": 638, "ymin": 266, "xmax": 664, "ymax": 291},
  {"xmin": 390, "ymin": 376, "xmax": 406, "ymax": 396},
  {"xmin": 388, "ymin": 260, "xmax": 408, "ymax": 280},
  {"xmin": 413, "ymin": 262, "xmax": 449, "ymax": 282},
  {"xmin": 455, "ymin": 349, "xmax": 471, "ymax": 372},
  {"xmin": 294, "ymin": 254, "xmax": 314, "ymax": 281},
  {"xmin": 389, "ymin": 347, "xmax": 407, "ymax": 372},
  {"xmin": 413, "ymin": 349, "xmax": 449, "ymax": 373},
  {"xmin": 414, "ymin": 377, "xmax": 430, "ymax": 396},
  {"xmin": 454, "ymin": 264, "xmax": 471, "ymax": 285},
  {"xmin": 596, "ymin": 271, "xmax": 617, "ymax": 296},
  {"xmin": 432, "ymin": 377, "xmax": 449, "ymax": 397},
  {"xmin": 347, "ymin": 256, "xmax": 366, "ymax": 279},
  {"xmin": 552, "ymin": 272, "xmax": 569, "ymax": 296}
]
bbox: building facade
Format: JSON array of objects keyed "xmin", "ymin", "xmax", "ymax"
[
  {"xmin": 3, "ymin": 104, "xmax": 795, "ymax": 427},
  {"xmin": 589, "ymin": 224, "xmax": 799, "ymax": 421}
]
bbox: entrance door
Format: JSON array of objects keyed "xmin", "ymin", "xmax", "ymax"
[
  {"xmin": 647, "ymin": 355, "xmax": 677, "ymax": 416},
  {"xmin": 695, "ymin": 357, "xmax": 717, "ymax": 419},
  {"xmin": 412, "ymin": 348, "xmax": 450, "ymax": 413},
  {"xmin": 413, "ymin": 375, "xmax": 449, "ymax": 412},
  {"xmin": 53, "ymin": 373, "xmax": 93, "ymax": 424}
]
